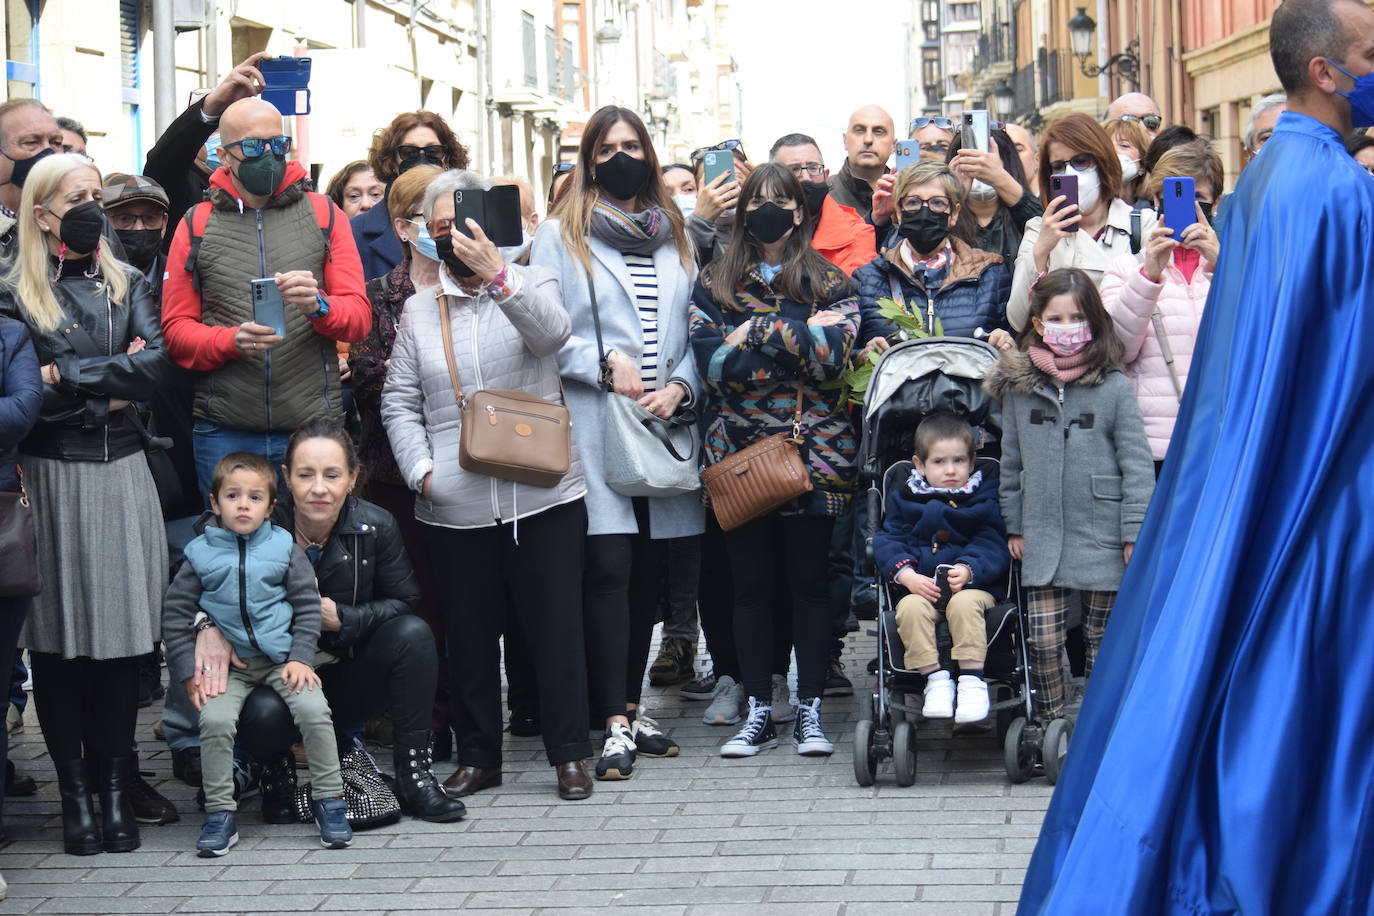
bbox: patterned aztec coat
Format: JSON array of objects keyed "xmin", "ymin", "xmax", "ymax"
[{"xmin": 688, "ymin": 261, "xmax": 860, "ymax": 518}]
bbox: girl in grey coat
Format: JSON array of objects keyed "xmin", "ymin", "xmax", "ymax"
[{"xmin": 984, "ymin": 268, "xmax": 1154, "ymax": 720}]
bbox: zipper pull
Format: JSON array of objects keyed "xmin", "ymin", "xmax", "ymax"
[{"xmin": 487, "ymin": 404, "xmax": 497, "ymax": 425}]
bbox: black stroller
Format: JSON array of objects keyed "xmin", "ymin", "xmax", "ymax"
[{"xmin": 850, "ymin": 337, "xmax": 1064, "ymax": 785}]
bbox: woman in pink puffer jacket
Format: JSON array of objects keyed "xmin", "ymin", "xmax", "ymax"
[{"xmin": 1100, "ymin": 144, "xmax": 1223, "ymax": 469}]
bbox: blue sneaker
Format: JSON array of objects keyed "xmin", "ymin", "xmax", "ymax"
[
  {"xmin": 311, "ymin": 797, "xmax": 352, "ymax": 849},
  {"xmin": 195, "ymin": 811, "xmax": 238, "ymax": 857}
]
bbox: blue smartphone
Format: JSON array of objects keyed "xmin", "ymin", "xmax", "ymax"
[
  {"xmin": 1161, "ymin": 176, "xmax": 1196, "ymax": 234},
  {"xmin": 894, "ymin": 140, "xmax": 920, "ymax": 173},
  {"xmin": 260, "ymin": 56, "xmax": 312, "ymax": 116},
  {"xmin": 251, "ymin": 278, "xmax": 286, "ymax": 337},
  {"xmin": 702, "ymin": 150, "xmax": 734, "ymax": 187}
]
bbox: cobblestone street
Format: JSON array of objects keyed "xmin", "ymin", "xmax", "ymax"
[{"xmin": 0, "ymin": 631, "xmax": 1050, "ymax": 914}]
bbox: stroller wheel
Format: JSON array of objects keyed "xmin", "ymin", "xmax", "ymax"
[
  {"xmin": 1042, "ymin": 717, "xmax": 1073, "ymax": 785},
  {"xmin": 891, "ymin": 720, "xmax": 917, "ymax": 787},
  {"xmin": 852, "ymin": 720, "xmax": 878, "ymax": 786},
  {"xmin": 1003, "ymin": 717, "xmax": 1036, "ymax": 784}
]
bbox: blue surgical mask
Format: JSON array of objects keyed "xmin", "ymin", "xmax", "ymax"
[
  {"xmin": 673, "ymin": 193, "xmax": 697, "ymax": 218},
  {"xmin": 1327, "ymin": 59, "xmax": 1374, "ymax": 128},
  {"xmin": 411, "ymin": 220, "xmax": 439, "ymax": 262},
  {"xmin": 205, "ymin": 133, "xmax": 222, "ymax": 169}
]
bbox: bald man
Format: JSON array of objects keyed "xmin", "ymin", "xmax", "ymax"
[
  {"xmin": 1004, "ymin": 122, "xmax": 1040, "ymax": 196},
  {"xmin": 828, "ymin": 104, "xmax": 896, "ymax": 222},
  {"xmin": 1106, "ymin": 92, "xmax": 1164, "ymax": 137}
]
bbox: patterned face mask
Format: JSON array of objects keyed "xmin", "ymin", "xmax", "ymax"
[{"xmin": 1040, "ymin": 320, "xmax": 1093, "ymax": 356}]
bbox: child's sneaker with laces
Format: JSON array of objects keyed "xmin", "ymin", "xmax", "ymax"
[
  {"xmin": 721, "ymin": 697, "xmax": 777, "ymax": 757},
  {"xmin": 922, "ymin": 670, "xmax": 955, "ymax": 719},
  {"xmin": 792, "ymin": 697, "xmax": 833, "ymax": 756},
  {"xmin": 595, "ymin": 722, "xmax": 636, "ymax": 779},
  {"xmin": 954, "ymin": 675, "xmax": 990, "ymax": 724},
  {"xmin": 629, "ymin": 714, "xmax": 678, "ymax": 757}
]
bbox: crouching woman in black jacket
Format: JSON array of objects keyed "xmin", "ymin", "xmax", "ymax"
[{"xmin": 188, "ymin": 419, "xmax": 463, "ymax": 823}]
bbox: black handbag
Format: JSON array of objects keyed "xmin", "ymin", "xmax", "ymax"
[
  {"xmin": 293, "ymin": 742, "xmax": 402, "ymax": 830},
  {"xmin": 0, "ymin": 466, "xmax": 41, "ymax": 597}
]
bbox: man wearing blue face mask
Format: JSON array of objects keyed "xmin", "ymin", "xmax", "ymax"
[{"xmin": 1017, "ymin": 1, "xmax": 1374, "ymax": 913}]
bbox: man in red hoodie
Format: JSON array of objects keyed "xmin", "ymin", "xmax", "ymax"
[
  {"xmin": 162, "ymin": 98, "xmax": 370, "ymax": 498},
  {"xmin": 769, "ymin": 133, "xmax": 875, "ymax": 276}
]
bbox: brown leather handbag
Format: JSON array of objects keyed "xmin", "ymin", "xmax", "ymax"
[
  {"xmin": 437, "ymin": 295, "xmax": 571, "ymax": 488},
  {"xmin": 700, "ymin": 379, "xmax": 813, "ymax": 531}
]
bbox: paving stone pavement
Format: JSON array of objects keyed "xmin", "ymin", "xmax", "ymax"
[{"xmin": 0, "ymin": 628, "xmax": 1051, "ymax": 914}]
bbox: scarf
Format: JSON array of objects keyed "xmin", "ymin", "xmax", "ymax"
[
  {"xmin": 589, "ymin": 198, "xmax": 675, "ymax": 255},
  {"xmin": 907, "ymin": 468, "xmax": 983, "ymax": 496},
  {"xmin": 1028, "ymin": 345, "xmax": 1094, "ymax": 383}
]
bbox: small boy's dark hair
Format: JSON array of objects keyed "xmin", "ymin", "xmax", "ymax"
[
  {"xmin": 210, "ymin": 452, "xmax": 276, "ymax": 502},
  {"xmin": 914, "ymin": 412, "xmax": 975, "ymax": 462}
]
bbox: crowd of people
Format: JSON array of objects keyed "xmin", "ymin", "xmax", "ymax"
[{"xmin": 0, "ymin": 36, "xmax": 1338, "ymax": 884}]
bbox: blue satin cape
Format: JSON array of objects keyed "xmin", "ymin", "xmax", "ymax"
[{"xmin": 1017, "ymin": 112, "xmax": 1374, "ymax": 915}]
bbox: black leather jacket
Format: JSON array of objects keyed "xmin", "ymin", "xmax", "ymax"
[
  {"xmin": 0, "ymin": 265, "xmax": 169, "ymax": 462},
  {"xmin": 271, "ymin": 492, "xmax": 419, "ymax": 656}
]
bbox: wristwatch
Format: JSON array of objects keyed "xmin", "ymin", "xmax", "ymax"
[
  {"xmin": 193, "ymin": 613, "xmax": 217, "ymax": 633},
  {"xmin": 309, "ymin": 293, "xmax": 330, "ymax": 318}
]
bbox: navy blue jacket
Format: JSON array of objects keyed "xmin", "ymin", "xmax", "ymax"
[
  {"xmin": 854, "ymin": 237, "xmax": 1011, "ymax": 345},
  {"xmin": 872, "ymin": 467, "xmax": 1011, "ymax": 590},
  {"xmin": 0, "ymin": 316, "xmax": 41, "ymax": 492},
  {"xmin": 350, "ymin": 192, "xmax": 404, "ymax": 283}
]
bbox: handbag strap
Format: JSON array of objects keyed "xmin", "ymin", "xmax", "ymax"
[
  {"xmin": 789, "ymin": 377, "xmax": 805, "ymax": 441},
  {"xmin": 15, "ymin": 465, "xmax": 29, "ymax": 508},
  {"xmin": 437, "ymin": 295, "xmax": 467, "ymax": 409},
  {"xmin": 585, "ymin": 265, "xmax": 612, "ymax": 391}
]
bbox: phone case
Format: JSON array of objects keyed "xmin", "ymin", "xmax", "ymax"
[
  {"xmin": 1051, "ymin": 174, "xmax": 1079, "ymax": 213},
  {"xmin": 451, "ymin": 186, "xmax": 523, "ymax": 247},
  {"xmin": 1161, "ymin": 176, "xmax": 1196, "ymax": 233},
  {"xmin": 260, "ymin": 56, "xmax": 312, "ymax": 116},
  {"xmin": 251, "ymin": 278, "xmax": 286, "ymax": 337},
  {"xmin": 702, "ymin": 150, "xmax": 734, "ymax": 187},
  {"xmin": 894, "ymin": 141, "xmax": 920, "ymax": 172},
  {"xmin": 963, "ymin": 110, "xmax": 990, "ymax": 152}
]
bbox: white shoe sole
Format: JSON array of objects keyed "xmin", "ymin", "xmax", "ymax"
[
  {"xmin": 794, "ymin": 739, "xmax": 834, "ymax": 756},
  {"xmin": 954, "ymin": 707, "xmax": 989, "ymax": 724},
  {"xmin": 720, "ymin": 737, "xmax": 778, "ymax": 758},
  {"xmin": 703, "ymin": 710, "xmax": 742, "ymax": 726},
  {"xmin": 196, "ymin": 831, "xmax": 239, "ymax": 857}
]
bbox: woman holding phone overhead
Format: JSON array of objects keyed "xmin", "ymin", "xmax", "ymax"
[{"xmin": 531, "ymin": 105, "xmax": 702, "ymax": 783}]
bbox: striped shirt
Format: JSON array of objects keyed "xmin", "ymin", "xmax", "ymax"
[{"xmin": 624, "ymin": 253, "xmax": 661, "ymax": 391}]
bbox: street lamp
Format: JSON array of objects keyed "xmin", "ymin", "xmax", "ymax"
[
  {"xmin": 595, "ymin": 17, "xmax": 622, "ymax": 44},
  {"xmin": 993, "ymin": 80, "xmax": 1015, "ymax": 115},
  {"xmin": 1067, "ymin": 7, "xmax": 1140, "ymax": 89}
]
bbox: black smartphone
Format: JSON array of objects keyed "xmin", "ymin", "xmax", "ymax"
[
  {"xmin": 934, "ymin": 564, "xmax": 954, "ymax": 610},
  {"xmin": 1050, "ymin": 173, "xmax": 1079, "ymax": 214},
  {"xmin": 260, "ymin": 56, "xmax": 312, "ymax": 116},
  {"xmin": 452, "ymin": 186, "xmax": 523, "ymax": 247},
  {"xmin": 251, "ymin": 278, "xmax": 286, "ymax": 337}
]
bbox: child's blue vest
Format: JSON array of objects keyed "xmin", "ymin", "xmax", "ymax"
[{"xmin": 182, "ymin": 522, "xmax": 296, "ymax": 663}]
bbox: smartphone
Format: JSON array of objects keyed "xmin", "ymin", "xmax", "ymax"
[
  {"xmin": 702, "ymin": 149, "xmax": 734, "ymax": 187},
  {"xmin": 452, "ymin": 186, "xmax": 523, "ymax": 247},
  {"xmin": 1161, "ymin": 176, "xmax": 1197, "ymax": 234},
  {"xmin": 894, "ymin": 140, "xmax": 920, "ymax": 173},
  {"xmin": 934, "ymin": 564, "xmax": 955, "ymax": 610},
  {"xmin": 1050, "ymin": 173, "xmax": 1079, "ymax": 214},
  {"xmin": 260, "ymin": 56, "xmax": 312, "ymax": 116},
  {"xmin": 962, "ymin": 109, "xmax": 990, "ymax": 153},
  {"xmin": 251, "ymin": 278, "xmax": 286, "ymax": 337}
]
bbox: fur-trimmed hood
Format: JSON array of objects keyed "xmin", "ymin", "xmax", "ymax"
[{"xmin": 983, "ymin": 349, "xmax": 1113, "ymax": 398}]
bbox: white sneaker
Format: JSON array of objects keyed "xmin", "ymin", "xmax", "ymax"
[
  {"xmin": 770, "ymin": 673, "xmax": 795, "ymax": 723},
  {"xmin": 703, "ymin": 675, "xmax": 745, "ymax": 725},
  {"xmin": 792, "ymin": 697, "xmax": 833, "ymax": 756},
  {"xmin": 921, "ymin": 670, "xmax": 955, "ymax": 719},
  {"xmin": 721, "ymin": 697, "xmax": 777, "ymax": 758},
  {"xmin": 954, "ymin": 675, "xmax": 990, "ymax": 724}
]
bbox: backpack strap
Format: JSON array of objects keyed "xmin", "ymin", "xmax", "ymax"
[
  {"xmin": 1128, "ymin": 202, "xmax": 1145, "ymax": 255},
  {"xmin": 305, "ymin": 191, "xmax": 335, "ymax": 264},
  {"xmin": 180, "ymin": 201, "xmax": 215, "ymax": 293}
]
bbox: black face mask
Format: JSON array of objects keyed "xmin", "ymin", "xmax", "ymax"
[
  {"xmin": 2, "ymin": 147, "xmax": 54, "ymax": 189},
  {"xmin": 898, "ymin": 209, "xmax": 950, "ymax": 255},
  {"xmin": 433, "ymin": 232, "xmax": 475, "ymax": 277},
  {"xmin": 800, "ymin": 181, "xmax": 829, "ymax": 220},
  {"xmin": 1198, "ymin": 200, "xmax": 1215, "ymax": 225},
  {"xmin": 50, "ymin": 200, "xmax": 106, "ymax": 255},
  {"xmin": 593, "ymin": 151, "xmax": 650, "ymax": 202},
  {"xmin": 116, "ymin": 228, "xmax": 163, "ymax": 269},
  {"xmin": 399, "ymin": 154, "xmax": 444, "ymax": 176},
  {"xmin": 745, "ymin": 202, "xmax": 798, "ymax": 245}
]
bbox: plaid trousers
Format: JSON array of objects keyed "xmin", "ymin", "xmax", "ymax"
[{"xmin": 1024, "ymin": 586, "xmax": 1116, "ymax": 718}]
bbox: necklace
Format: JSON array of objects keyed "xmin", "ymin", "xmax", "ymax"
[{"xmin": 294, "ymin": 527, "xmax": 328, "ymax": 549}]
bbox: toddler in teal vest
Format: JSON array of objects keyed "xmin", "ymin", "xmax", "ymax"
[{"xmin": 162, "ymin": 452, "xmax": 351, "ymax": 856}]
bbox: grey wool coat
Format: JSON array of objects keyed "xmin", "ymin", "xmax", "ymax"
[
  {"xmin": 380, "ymin": 265, "xmax": 587, "ymax": 529},
  {"xmin": 984, "ymin": 352, "xmax": 1155, "ymax": 591},
  {"xmin": 529, "ymin": 218, "xmax": 704, "ymax": 539}
]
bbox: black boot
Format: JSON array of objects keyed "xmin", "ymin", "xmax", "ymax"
[
  {"xmin": 259, "ymin": 750, "xmax": 298, "ymax": 825},
  {"xmin": 393, "ymin": 731, "xmax": 465, "ymax": 823},
  {"xmin": 54, "ymin": 759, "xmax": 101, "ymax": 855},
  {"xmin": 97, "ymin": 757, "xmax": 140, "ymax": 853}
]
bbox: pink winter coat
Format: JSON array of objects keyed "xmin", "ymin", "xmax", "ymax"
[{"xmin": 1100, "ymin": 253, "xmax": 1211, "ymax": 461}]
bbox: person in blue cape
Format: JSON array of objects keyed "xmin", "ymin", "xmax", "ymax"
[{"xmin": 1017, "ymin": 1, "xmax": 1374, "ymax": 913}]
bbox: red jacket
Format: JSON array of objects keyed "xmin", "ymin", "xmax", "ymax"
[
  {"xmin": 813, "ymin": 196, "xmax": 876, "ymax": 277},
  {"xmin": 162, "ymin": 162, "xmax": 370, "ymax": 372}
]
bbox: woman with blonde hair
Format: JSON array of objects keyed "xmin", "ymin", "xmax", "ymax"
[
  {"xmin": 0, "ymin": 153, "xmax": 169, "ymax": 855},
  {"xmin": 1103, "ymin": 117, "xmax": 1152, "ymax": 205}
]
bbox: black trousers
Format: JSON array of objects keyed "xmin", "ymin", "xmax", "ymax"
[
  {"xmin": 30, "ymin": 651, "xmax": 139, "ymax": 762},
  {"xmin": 238, "ymin": 614, "xmax": 440, "ymax": 758},
  {"xmin": 726, "ymin": 513, "xmax": 835, "ymax": 702},
  {"xmin": 426, "ymin": 500, "xmax": 592, "ymax": 768},
  {"xmin": 584, "ymin": 498, "xmax": 665, "ymax": 720},
  {"xmin": 697, "ymin": 514, "xmax": 740, "ymax": 681}
]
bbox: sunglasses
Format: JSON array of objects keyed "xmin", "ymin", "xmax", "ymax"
[
  {"xmin": 1049, "ymin": 153, "xmax": 1097, "ymax": 174},
  {"xmin": 690, "ymin": 139, "xmax": 747, "ymax": 165},
  {"xmin": 552, "ymin": 161, "xmax": 575, "ymax": 176},
  {"xmin": 1119, "ymin": 114, "xmax": 1162, "ymax": 131},
  {"xmin": 397, "ymin": 144, "xmax": 447, "ymax": 163},
  {"xmin": 910, "ymin": 117, "xmax": 953, "ymax": 133},
  {"xmin": 223, "ymin": 135, "xmax": 292, "ymax": 159}
]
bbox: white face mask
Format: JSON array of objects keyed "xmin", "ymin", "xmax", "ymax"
[
  {"xmin": 673, "ymin": 193, "xmax": 697, "ymax": 218},
  {"xmin": 1065, "ymin": 163, "xmax": 1102, "ymax": 213},
  {"xmin": 968, "ymin": 179, "xmax": 999, "ymax": 202},
  {"xmin": 1118, "ymin": 153, "xmax": 1139, "ymax": 184}
]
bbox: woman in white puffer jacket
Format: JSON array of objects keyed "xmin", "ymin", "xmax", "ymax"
[{"xmin": 1100, "ymin": 144, "xmax": 1223, "ymax": 471}]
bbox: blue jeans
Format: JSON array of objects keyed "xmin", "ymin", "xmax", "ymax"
[{"xmin": 192, "ymin": 422, "xmax": 291, "ymax": 503}]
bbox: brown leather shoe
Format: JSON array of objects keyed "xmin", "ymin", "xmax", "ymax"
[
  {"xmin": 556, "ymin": 760, "xmax": 593, "ymax": 801},
  {"xmin": 441, "ymin": 766, "xmax": 502, "ymax": 799}
]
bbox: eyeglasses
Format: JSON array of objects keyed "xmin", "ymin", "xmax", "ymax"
[
  {"xmin": 690, "ymin": 139, "xmax": 747, "ymax": 165},
  {"xmin": 785, "ymin": 162, "xmax": 825, "ymax": 178},
  {"xmin": 397, "ymin": 144, "xmax": 447, "ymax": 163},
  {"xmin": 552, "ymin": 161, "xmax": 575, "ymax": 176},
  {"xmin": 223, "ymin": 135, "xmax": 292, "ymax": 159},
  {"xmin": 899, "ymin": 196, "xmax": 952, "ymax": 215},
  {"xmin": 1119, "ymin": 114, "xmax": 1162, "ymax": 131},
  {"xmin": 1048, "ymin": 153, "xmax": 1097, "ymax": 173},
  {"xmin": 109, "ymin": 211, "xmax": 168, "ymax": 231},
  {"xmin": 910, "ymin": 117, "xmax": 954, "ymax": 133}
]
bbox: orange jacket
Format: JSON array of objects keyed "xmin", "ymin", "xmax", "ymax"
[{"xmin": 812, "ymin": 195, "xmax": 876, "ymax": 277}]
